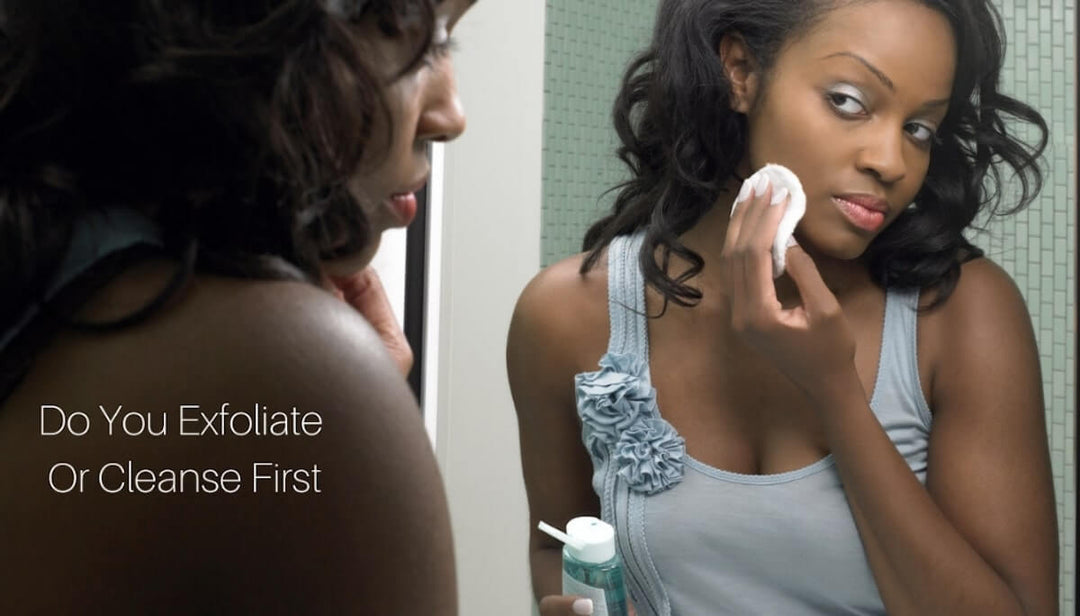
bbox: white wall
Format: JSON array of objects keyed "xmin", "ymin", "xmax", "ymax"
[
  {"xmin": 435, "ymin": 1, "xmax": 545, "ymax": 614},
  {"xmin": 368, "ymin": 228, "xmax": 406, "ymax": 327}
]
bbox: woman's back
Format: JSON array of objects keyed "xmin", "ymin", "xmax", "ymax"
[
  {"xmin": 0, "ymin": 0, "xmax": 476, "ymax": 611},
  {"xmin": 0, "ymin": 261, "xmax": 457, "ymax": 612}
]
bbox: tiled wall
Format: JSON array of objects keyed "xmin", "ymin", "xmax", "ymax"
[
  {"xmin": 541, "ymin": 1, "xmax": 1075, "ymax": 612},
  {"xmin": 982, "ymin": 2, "xmax": 1075, "ymax": 612},
  {"xmin": 541, "ymin": 0, "xmax": 655, "ymax": 265}
]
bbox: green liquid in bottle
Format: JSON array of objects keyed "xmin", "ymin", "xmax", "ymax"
[{"xmin": 562, "ymin": 549, "xmax": 629, "ymax": 616}]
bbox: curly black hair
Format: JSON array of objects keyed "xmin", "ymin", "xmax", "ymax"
[
  {"xmin": 581, "ymin": 0, "xmax": 1048, "ymax": 311},
  {"xmin": 0, "ymin": 0, "xmax": 437, "ymax": 329}
]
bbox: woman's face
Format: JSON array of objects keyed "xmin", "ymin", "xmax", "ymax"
[
  {"xmin": 327, "ymin": 0, "xmax": 472, "ymax": 275},
  {"xmin": 734, "ymin": 0, "xmax": 956, "ymax": 261}
]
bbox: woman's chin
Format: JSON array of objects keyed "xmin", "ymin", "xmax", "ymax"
[{"xmin": 794, "ymin": 231, "xmax": 872, "ymax": 263}]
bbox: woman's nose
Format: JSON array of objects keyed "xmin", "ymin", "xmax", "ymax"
[
  {"xmin": 855, "ymin": 122, "xmax": 907, "ymax": 185},
  {"xmin": 418, "ymin": 64, "xmax": 466, "ymax": 143}
]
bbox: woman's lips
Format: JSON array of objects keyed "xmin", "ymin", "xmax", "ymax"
[
  {"xmin": 833, "ymin": 196, "xmax": 886, "ymax": 232},
  {"xmin": 388, "ymin": 192, "xmax": 418, "ymax": 227}
]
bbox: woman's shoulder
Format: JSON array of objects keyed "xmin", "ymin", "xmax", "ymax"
[
  {"xmin": 509, "ymin": 250, "xmax": 611, "ymax": 371},
  {"xmin": 56, "ymin": 262, "xmax": 401, "ymax": 393},
  {"xmin": 517, "ymin": 250, "xmax": 608, "ymax": 308},
  {"xmin": 1, "ymin": 268, "xmax": 454, "ymax": 612},
  {"xmin": 10, "ymin": 263, "xmax": 429, "ymax": 488},
  {"xmin": 919, "ymin": 256, "xmax": 1030, "ymax": 325},
  {"xmin": 917, "ymin": 256, "xmax": 1038, "ymax": 398}
]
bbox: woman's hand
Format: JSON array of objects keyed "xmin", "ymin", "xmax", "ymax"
[
  {"xmin": 721, "ymin": 177, "xmax": 857, "ymax": 402},
  {"xmin": 328, "ymin": 267, "xmax": 414, "ymax": 377},
  {"xmin": 538, "ymin": 595, "xmax": 637, "ymax": 616}
]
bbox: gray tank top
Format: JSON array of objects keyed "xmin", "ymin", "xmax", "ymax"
[
  {"xmin": 573, "ymin": 232, "xmax": 933, "ymax": 615},
  {"xmin": 1, "ymin": 207, "xmax": 162, "ymax": 352},
  {"xmin": 0, "ymin": 207, "xmax": 163, "ymax": 405}
]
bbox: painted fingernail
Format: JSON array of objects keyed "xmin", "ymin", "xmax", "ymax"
[
  {"xmin": 736, "ymin": 178, "xmax": 754, "ymax": 203},
  {"xmin": 771, "ymin": 187, "xmax": 789, "ymax": 205},
  {"xmin": 572, "ymin": 598, "xmax": 594, "ymax": 615},
  {"xmin": 785, "ymin": 235, "xmax": 798, "ymax": 248},
  {"xmin": 755, "ymin": 173, "xmax": 771, "ymax": 195}
]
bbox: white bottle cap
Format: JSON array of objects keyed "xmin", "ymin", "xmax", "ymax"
[
  {"xmin": 538, "ymin": 517, "xmax": 618, "ymax": 564},
  {"xmin": 563, "ymin": 516, "xmax": 616, "ymax": 564}
]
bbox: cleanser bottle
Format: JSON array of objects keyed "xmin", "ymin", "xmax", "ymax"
[{"xmin": 539, "ymin": 517, "xmax": 629, "ymax": 616}]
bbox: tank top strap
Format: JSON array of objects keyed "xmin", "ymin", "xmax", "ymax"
[
  {"xmin": 606, "ymin": 232, "xmax": 650, "ymax": 364},
  {"xmin": 871, "ymin": 286, "xmax": 933, "ymax": 429},
  {"xmin": 0, "ymin": 207, "xmax": 163, "ymax": 351}
]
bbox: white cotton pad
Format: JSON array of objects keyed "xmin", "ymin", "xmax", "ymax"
[{"xmin": 729, "ymin": 163, "xmax": 806, "ymax": 278}]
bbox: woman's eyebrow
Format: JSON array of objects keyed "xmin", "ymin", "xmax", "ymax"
[
  {"xmin": 822, "ymin": 51, "xmax": 951, "ymax": 111},
  {"xmin": 822, "ymin": 51, "xmax": 894, "ymax": 91}
]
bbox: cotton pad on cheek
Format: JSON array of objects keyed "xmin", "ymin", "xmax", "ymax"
[{"xmin": 729, "ymin": 163, "xmax": 807, "ymax": 278}]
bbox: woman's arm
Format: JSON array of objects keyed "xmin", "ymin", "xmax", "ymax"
[
  {"xmin": 822, "ymin": 257, "xmax": 1058, "ymax": 616},
  {"xmin": 779, "ymin": 251, "xmax": 1058, "ymax": 615},
  {"xmin": 507, "ymin": 257, "xmax": 610, "ymax": 606},
  {"xmin": 724, "ymin": 186, "xmax": 1057, "ymax": 615}
]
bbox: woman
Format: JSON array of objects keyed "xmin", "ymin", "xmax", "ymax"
[
  {"xmin": 509, "ymin": 0, "xmax": 1059, "ymax": 614},
  {"xmin": 0, "ymin": 0, "xmax": 471, "ymax": 612}
]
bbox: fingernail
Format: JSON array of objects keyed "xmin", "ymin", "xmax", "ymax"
[
  {"xmin": 771, "ymin": 187, "xmax": 789, "ymax": 205},
  {"xmin": 572, "ymin": 598, "xmax": 594, "ymax": 615},
  {"xmin": 785, "ymin": 235, "xmax": 798, "ymax": 248},
  {"xmin": 755, "ymin": 173, "xmax": 771, "ymax": 195},
  {"xmin": 736, "ymin": 177, "xmax": 754, "ymax": 203},
  {"xmin": 732, "ymin": 177, "xmax": 755, "ymax": 216}
]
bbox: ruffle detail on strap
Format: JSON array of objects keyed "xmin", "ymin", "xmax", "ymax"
[{"xmin": 575, "ymin": 352, "xmax": 685, "ymax": 495}]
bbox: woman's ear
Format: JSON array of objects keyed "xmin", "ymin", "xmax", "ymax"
[{"xmin": 718, "ymin": 33, "xmax": 759, "ymax": 113}]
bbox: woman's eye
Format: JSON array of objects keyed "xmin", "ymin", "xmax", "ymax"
[
  {"xmin": 906, "ymin": 122, "xmax": 936, "ymax": 145},
  {"xmin": 421, "ymin": 37, "xmax": 456, "ymax": 69},
  {"xmin": 422, "ymin": 19, "xmax": 455, "ymax": 67},
  {"xmin": 827, "ymin": 92, "xmax": 866, "ymax": 116},
  {"xmin": 430, "ymin": 36, "xmax": 457, "ymax": 59}
]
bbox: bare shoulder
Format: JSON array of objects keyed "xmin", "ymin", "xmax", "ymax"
[
  {"xmin": 0, "ymin": 273, "xmax": 455, "ymax": 614},
  {"xmin": 919, "ymin": 256, "xmax": 1041, "ymax": 409},
  {"xmin": 44, "ymin": 271, "xmax": 415, "ymax": 417},
  {"xmin": 920, "ymin": 256, "xmax": 1035, "ymax": 354},
  {"xmin": 923, "ymin": 257, "xmax": 1029, "ymax": 317},
  {"xmin": 175, "ymin": 273, "xmax": 402, "ymax": 381},
  {"xmin": 508, "ymin": 251, "xmax": 610, "ymax": 376},
  {"xmin": 40, "ymin": 260, "xmax": 404, "ymax": 385}
]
